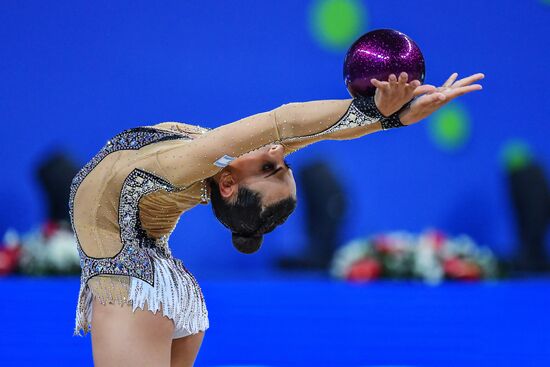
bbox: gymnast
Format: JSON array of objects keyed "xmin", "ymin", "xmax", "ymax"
[{"xmin": 70, "ymin": 71, "xmax": 483, "ymax": 366}]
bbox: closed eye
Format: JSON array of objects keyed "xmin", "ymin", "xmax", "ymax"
[
  {"xmin": 263, "ymin": 160, "xmax": 291, "ymax": 178},
  {"xmin": 265, "ymin": 166, "xmax": 283, "ymax": 178},
  {"xmin": 262, "ymin": 162, "xmax": 276, "ymax": 172}
]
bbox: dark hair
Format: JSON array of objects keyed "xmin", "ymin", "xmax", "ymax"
[{"xmin": 208, "ymin": 178, "xmax": 297, "ymax": 254}]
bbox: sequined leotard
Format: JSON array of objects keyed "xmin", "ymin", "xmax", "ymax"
[{"xmin": 71, "ymin": 97, "xmax": 390, "ymax": 337}]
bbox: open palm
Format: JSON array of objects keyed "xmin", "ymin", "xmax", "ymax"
[{"xmin": 399, "ymin": 72, "xmax": 484, "ymax": 125}]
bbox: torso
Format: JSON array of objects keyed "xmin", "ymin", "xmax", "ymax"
[{"xmin": 70, "ymin": 122, "xmax": 210, "ymax": 287}]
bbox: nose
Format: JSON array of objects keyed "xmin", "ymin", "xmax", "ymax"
[{"xmin": 269, "ymin": 144, "xmax": 284, "ymax": 158}]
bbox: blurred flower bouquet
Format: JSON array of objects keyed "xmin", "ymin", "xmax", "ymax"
[
  {"xmin": 0, "ymin": 221, "xmax": 80, "ymax": 276},
  {"xmin": 331, "ymin": 230, "xmax": 499, "ymax": 284}
]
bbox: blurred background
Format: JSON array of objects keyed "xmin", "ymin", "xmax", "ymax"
[{"xmin": 0, "ymin": 0, "xmax": 549, "ymax": 366}]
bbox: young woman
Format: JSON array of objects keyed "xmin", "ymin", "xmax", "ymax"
[{"xmin": 70, "ymin": 71, "xmax": 483, "ymax": 366}]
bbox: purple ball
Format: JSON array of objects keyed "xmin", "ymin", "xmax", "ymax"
[{"xmin": 344, "ymin": 29, "xmax": 425, "ymax": 97}]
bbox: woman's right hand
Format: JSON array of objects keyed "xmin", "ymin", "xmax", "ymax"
[{"xmin": 398, "ymin": 72, "xmax": 484, "ymax": 126}]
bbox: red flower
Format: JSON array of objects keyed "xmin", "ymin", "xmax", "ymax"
[
  {"xmin": 346, "ymin": 258, "xmax": 382, "ymax": 282},
  {"xmin": 42, "ymin": 221, "xmax": 60, "ymax": 239},
  {"xmin": 426, "ymin": 230, "xmax": 446, "ymax": 250},
  {"xmin": 374, "ymin": 236, "xmax": 400, "ymax": 255},
  {"xmin": 443, "ymin": 258, "xmax": 482, "ymax": 280},
  {"xmin": 0, "ymin": 246, "xmax": 21, "ymax": 276}
]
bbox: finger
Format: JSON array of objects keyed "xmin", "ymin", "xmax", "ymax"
[
  {"xmin": 398, "ymin": 72, "xmax": 408, "ymax": 85},
  {"xmin": 453, "ymin": 73, "xmax": 485, "ymax": 88},
  {"xmin": 371, "ymin": 78, "xmax": 389, "ymax": 90},
  {"xmin": 446, "ymin": 84, "xmax": 483, "ymax": 98},
  {"xmin": 442, "ymin": 72, "xmax": 458, "ymax": 88},
  {"xmin": 388, "ymin": 74, "xmax": 398, "ymax": 84},
  {"xmin": 409, "ymin": 80, "xmax": 421, "ymax": 88},
  {"xmin": 412, "ymin": 84, "xmax": 437, "ymax": 96},
  {"xmin": 418, "ymin": 92, "xmax": 447, "ymax": 106}
]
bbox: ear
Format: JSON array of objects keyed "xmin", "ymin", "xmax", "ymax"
[{"xmin": 218, "ymin": 171, "xmax": 238, "ymax": 200}]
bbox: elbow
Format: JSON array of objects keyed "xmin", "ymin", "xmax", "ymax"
[{"xmin": 273, "ymin": 102, "xmax": 299, "ymax": 130}]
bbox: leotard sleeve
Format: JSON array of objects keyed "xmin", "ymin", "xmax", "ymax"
[{"xmin": 150, "ymin": 97, "xmax": 388, "ymax": 187}]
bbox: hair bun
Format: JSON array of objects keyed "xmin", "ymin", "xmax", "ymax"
[{"xmin": 231, "ymin": 233, "xmax": 263, "ymax": 254}]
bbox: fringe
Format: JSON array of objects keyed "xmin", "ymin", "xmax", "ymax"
[
  {"xmin": 73, "ymin": 277, "xmax": 95, "ymax": 336},
  {"xmin": 73, "ymin": 248, "xmax": 209, "ymax": 338},
  {"xmin": 129, "ymin": 250, "xmax": 209, "ymax": 337}
]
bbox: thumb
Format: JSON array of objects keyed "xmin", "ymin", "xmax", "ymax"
[
  {"xmin": 413, "ymin": 84, "xmax": 437, "ymax": 96},
  {"xmin": 420, "ymin": 92, "xmax": 446, "ymax": 105}
]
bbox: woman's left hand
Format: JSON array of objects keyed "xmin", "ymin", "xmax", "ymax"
[
  {"xmin": 398, "ymin": 72, "xmax": 484, "ymax": 125},
  {"xmin": 371, "ymin": 72, "xmax": 436, "ymax": 117}
]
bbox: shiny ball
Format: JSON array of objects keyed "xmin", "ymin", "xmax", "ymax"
[{"xmin": 343, "ymin": 29, "xmax": 425, "ymax": 97}]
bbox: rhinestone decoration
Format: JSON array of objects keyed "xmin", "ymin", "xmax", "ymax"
[
  {"xmin": 69, "ymin": 127, "xmax": 190, "ymax": 286},
  {"xmin": 79, "ymin": 169, "xmax": 179, "ymax": 286},
  {"xmin": 353, "ymin": 95, "xmax": 406, "ymax": 130},
  {"xmin": 282, "ymin": 98, "xmax": 380, "ymax": 143},
  {"xmin": 199, "ymin": 179, "xmax": 209, "ymax": 204},
  {"xmin": 380, "ymin": 114, "xmax": 405, "ymax": 129},
  {"xmin": 379, "ymin": 99, "xmax": 410, "ymax": 130},
  {"xmin": 352, "ymin": 95, "xmax": 384, "ymax": 121}
]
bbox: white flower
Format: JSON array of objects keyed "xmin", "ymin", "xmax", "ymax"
[
  {"xmin": 45, "ymin": 230, "xmax": 80, "ymax": 271},
  {"xmin": 18, "ymin": 226, "xmax": 79, "ymax": 274},
  {"xmin": 3, "ymin": 229, "xmax": 20, "ymax": 248},
  {"xmin": 330, "ymin": 239, "xmax": 369, "ymax": 278},
  {"xmin": 414, "ymin": 235, "xmax": 443, "ymax": 284}
]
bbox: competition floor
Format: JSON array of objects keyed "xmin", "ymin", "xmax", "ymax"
[{"xmin": 0, "ymin": 272, "xmax": 548, "ymax": 367}]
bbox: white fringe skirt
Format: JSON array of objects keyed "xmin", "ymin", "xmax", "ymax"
[{"xmin": 73, "ymin": 248, "xmax": 209, "ymax": 339}]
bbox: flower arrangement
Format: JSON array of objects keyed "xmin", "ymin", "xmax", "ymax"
[
  {"xmin": 0, "ymin": 221, "xmax": 80, "ymax": 276},
  {"xmin": 330, "ymin": 230, "xmax": 499, "ymax": 283}
]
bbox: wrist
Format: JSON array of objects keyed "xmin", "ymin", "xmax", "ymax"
[
  {"xmin": 352, "ymin": 96, "xmax": 412, "ymax": 130},
  {"xmin": 380, "ymin": 114, "xmax": 404, "ymax": 130},
  {"xmin": 352, "ymin": 95, "xmax": 385, "ymax": 120},
  {"xmin": 380, "ymin": 99, "xmax": 413, "ymax": 130},
  {"xmin": 373, "ymin": 94, "xmax": 392, "ymax": 117},
  {"xmin": 397, "ymin": 99, "xmax": 415, "ymax": 125},
  {"xmin": 398, "ymin": 111, "xmax": 413, "ymax": 125}
]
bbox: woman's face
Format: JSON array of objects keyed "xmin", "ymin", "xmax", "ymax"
[{"xmin": 227, "ymin": 144, "xmax": 296, "ymax": 206}]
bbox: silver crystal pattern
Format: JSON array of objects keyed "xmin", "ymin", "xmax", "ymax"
[
  {"xmin": 282, "ymin": 102, "xmax": 379, "ymax": 143},
  {"xmin": 69, "ymin": 127, "xmax": 190, "ymax": 286},
  {"xmin": 80, "ymin": 168, "xmax": 180, "ymax": 286}
]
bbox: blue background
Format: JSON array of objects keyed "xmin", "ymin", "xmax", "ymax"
[
  {"xmin": 1, "ymin": 0, "xmax": 550, "ymax": 272},
  {"xmin": 1, "ymin": 276, "xmax": 549, "ymax": 366},
  {"xmin": 1, "ymin": 0, "xmax": 550, "ymax": 270},
  {"xmin": 1, "ymin": 0, "xmax": 550, "ymax": 366}
]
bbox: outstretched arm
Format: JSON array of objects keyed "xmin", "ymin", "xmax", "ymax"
[
  {"xmin": 151, "ymin": 99, "xmax": 368, "ymax": 186},
  {"xmin": 149, "ymin": 72, "xmax": 482, "ymax": 188},
  {"xmin": 150, "ymin": 98, "xmax": 390, "ymax": 187}
]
